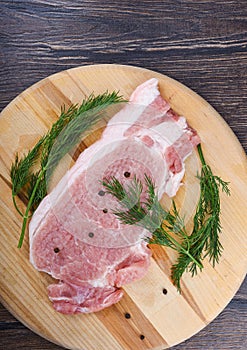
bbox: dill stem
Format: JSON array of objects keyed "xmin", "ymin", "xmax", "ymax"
[
  {"xmin": 164, "ymin": 232, "xmax": 203, "ymax": 269},
  {"xmin": 197, "ymin": 143, "xmax": 206, "ymax": 166},
  {"xmin": 17, "ymin": 169, "xmax": 45, "ymax": 248},
  {"xmin": 12, "ymin": 194, "xmax": 25, "ymax": 217}
]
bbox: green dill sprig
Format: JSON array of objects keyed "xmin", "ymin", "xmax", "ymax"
[
  {"xmin": 10, "ymin": 137, "xmax": 45, "ymax": 216},
  {"xmin": 171, "ymin": 144, "xmax": 230, "ymax": 289},
  {"xmin": 10, "ymin": 91, "xmax": 125, "ymax": 248},
  {"xmin": 102, "ymin": 175, "xmax": 203, "ymax": 286},
  {"xmin": 103, "ymin": 144, "xmax": 230, "ymax": 291}
]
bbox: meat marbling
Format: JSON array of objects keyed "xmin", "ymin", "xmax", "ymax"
[{"xmin": 29, "ymin": 78, "xmax": 200, "ymax": 314}]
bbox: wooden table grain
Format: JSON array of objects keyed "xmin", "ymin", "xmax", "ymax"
[{"xmin": 0, "ymin": 1, "xmax": 246, "ymax": 349}]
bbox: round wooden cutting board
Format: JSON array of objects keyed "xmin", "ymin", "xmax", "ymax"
[{"xmin": 0, "ymin": 64, "xmax": 246, "ymax": 350}]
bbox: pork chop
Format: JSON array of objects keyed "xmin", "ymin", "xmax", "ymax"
[{"xmin": 29, "ymin": 78, "xmax": 200, "ymax": 314}]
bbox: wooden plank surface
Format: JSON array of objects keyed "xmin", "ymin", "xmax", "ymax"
[{"xmin": 0, "ymin": 1, "xmax": 246, "ymax": 349}]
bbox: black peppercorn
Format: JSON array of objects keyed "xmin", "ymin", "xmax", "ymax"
[
  {"xmin": 124, "ymin": 171, "xmax": 131, "ymax": 178},
  {"xmin": 124, "ymin": 312, "xmax": 131, "ymax": 319}
]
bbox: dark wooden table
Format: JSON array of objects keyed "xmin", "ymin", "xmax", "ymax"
[{"xmin": 0, "ymin": 1, "xmax": 246, "ymax": 349}]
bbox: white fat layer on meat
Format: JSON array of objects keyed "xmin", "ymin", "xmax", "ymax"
[
  {"xmin": 48, "ymin": 295, "xmax": 72, "ymax": 302},
  {"xmin": 163, "ymin": 165, "xmax": 186, "ymax": 198},
  {"xmin": 74, "ymin": 307, "xmax": 90, "ymax": 313},
  {"xmin": 88, "ymin": 267, "xmax": 113, "ymax": 288},
  {"xmin": 29, "ymin": 195, "xmax": 51, "ymax": 241},
  {"xmin": 152, "ymin": 119, "xmax": 186, "ymax": 144},
  {"xmin": 104, "ymin": 78, "xmax": 160, "ymax": 136},
  {"xmin": 88, "ymin": 243, "xmax": 148, "ymax": 287},
  {"xmin": 52, "ymin": 301, "xmax": 89, "ymax": 313},
  {"xmin": 130, "ymin": 78, "xmax": 160, "ymax": 105}
]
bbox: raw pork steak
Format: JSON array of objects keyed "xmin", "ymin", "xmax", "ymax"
[{"xmin": 29, "ymin": 78, "xmax": 200, "ymax": 314}]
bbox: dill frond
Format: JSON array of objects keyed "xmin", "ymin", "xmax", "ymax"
[
  {"xmin": 103, "ymin": 146, "xmax": 230, "ymax": 292},
  {"xmin": 10, "ymin": 91, "xmax": 125, "ymax": 248}
]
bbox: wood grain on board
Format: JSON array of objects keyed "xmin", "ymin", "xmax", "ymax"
[{"xmin": 0, "ymin": 64, "xmax": 246, "ymax": 350}]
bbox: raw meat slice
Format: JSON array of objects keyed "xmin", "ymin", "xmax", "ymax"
[
  {"xmin": 47, "ymin": 283, "xmax": 124, "ymax": 314},
  {"xmin": 29, "ymin": 78, "xmax": 200, "ymax": 314},
  {"xmin": 32, "ymin": 220, "xmax": 151, "ymax": 314}
]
